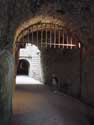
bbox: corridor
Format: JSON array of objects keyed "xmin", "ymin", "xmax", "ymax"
[{"xmin": 13, "ymin": 85, "xmax": 92, "ymax": 125}]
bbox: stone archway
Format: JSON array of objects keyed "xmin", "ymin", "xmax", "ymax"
[
  {"xmin": 1, "ymin": 13, "xmax": 83, "ymax": 124},
  {"xmin": 14, "ymin": 16, "xmax": 82, "ymax": 97},
  {"xmin": 17, "ymin": 59, "xmax": 30, "ymax": 75}
]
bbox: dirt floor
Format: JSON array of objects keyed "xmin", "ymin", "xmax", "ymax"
[{"xmin": 13, "ymin": 85, "xmax": 92, "ymax": 125}]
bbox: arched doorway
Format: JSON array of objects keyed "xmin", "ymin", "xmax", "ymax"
[
  {"xmin": 14, "ymin": 16, "xmax": 82, "ymax": 96},
  {"xmin": 13, "ymin": 16, "xmax": 83, "ymax": 125},
  {"xmin": 16, "ymin": 43, "xmax": 44, "ymax": 84},
  {"xmin": 17, "ymin": 59, "xmax": 30, "ymax": 75}
]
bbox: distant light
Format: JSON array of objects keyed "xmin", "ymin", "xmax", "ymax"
[
  {"xmin": 16, "ymin": 76, "xmax": 43, "ymax": 85},
  {"xmin": 78, "ymin": 42, "xmax": 81, "ymax": 48}
]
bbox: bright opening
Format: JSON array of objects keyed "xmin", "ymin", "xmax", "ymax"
[{"xmin": 16, "ymin": 43, "xmax": 44, "ymax": 85}]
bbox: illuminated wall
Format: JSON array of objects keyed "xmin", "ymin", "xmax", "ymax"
[{"xmin": 19, "ymin": 43, "xmax": 43, "ymax": 82}]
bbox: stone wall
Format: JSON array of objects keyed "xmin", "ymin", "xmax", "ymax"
[
  {"xmin": 0, "ymin": 50, "xmax": 14, "ymax": 125},
  {"xmin": 41, "ymin": 48, "xmax": 80, "ymax": 97}
]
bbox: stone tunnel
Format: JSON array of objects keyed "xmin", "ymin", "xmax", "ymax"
[{"xmin": 0, "ymin": 0, "xmax": 94, "ymax": 125}]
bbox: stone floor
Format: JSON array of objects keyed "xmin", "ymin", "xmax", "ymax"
[{"xmin": 12, "ymin": 85, "xmax": 93, "ymax": 125}]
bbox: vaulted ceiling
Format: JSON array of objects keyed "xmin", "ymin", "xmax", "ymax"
[{"xmin": 0, "ymin": 0, "xmax": 94, "ymax": 48}]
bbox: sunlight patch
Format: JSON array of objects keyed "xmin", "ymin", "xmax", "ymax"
[{"xmin": 16, "ymin": 75, "xmax": 43, "ymax": 85}]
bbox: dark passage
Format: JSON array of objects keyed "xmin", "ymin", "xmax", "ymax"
[
  {"xmin": 17, "ymin": 59, "xmax": 30, "ymax": 75},
  {"xmin": 13, "ymin": 85, "xmax": 91, "ymax": 125}
]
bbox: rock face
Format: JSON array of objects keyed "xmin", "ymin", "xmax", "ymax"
[{"xmin": 0, "ymin": 50, "xmax": 14, "ymax": 125}]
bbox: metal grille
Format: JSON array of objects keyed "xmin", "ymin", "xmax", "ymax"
[{"xmin": 16, "ymin": 23, "xmax": 80, "ymax": 49}]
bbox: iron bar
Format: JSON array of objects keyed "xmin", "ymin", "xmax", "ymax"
[
  {"xmin": 45, "ymin": 24, "xmax": 48, "ymax": 48},
  {"xmin": 58, "ymin": 30, "xmax": 61, "ymax": 48},
  {"xmin": 31, "ymin": 26, "xmax": 34, "ymax": 44},
  {"xmin": 37, "ymin": 28, "xmax": 39, "ymax": 47},
  {"xmin": 41, "ymin": 24, "xmax": 43, "ymax": 48},
  {"xmin": 54, "ymin": 25, "xmax": 56, "ymax": 48},
  {"xmin": 50, "ymin": 29, "xmax": 52, "ymax": 48},
  {"xmin": 62, "ymin": 31, "xmax": 64, "ymax": 48},
  {"xmin": 70, "ymin": 36, "xmax": 73, "ymax": 49}
]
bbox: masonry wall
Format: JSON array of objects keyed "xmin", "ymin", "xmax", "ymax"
[
  {"xmin": 41, "ymin": 48, "xmax": 80, "ymax": 97},
  {"xmin": 19, "ymin": 43, "xmax": 43, "ymax": 81},
  {"xmin": 0, "ymin": 50, "xmax": 14, "ymax": 125}
]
